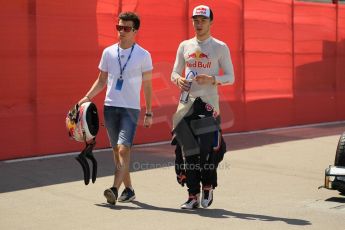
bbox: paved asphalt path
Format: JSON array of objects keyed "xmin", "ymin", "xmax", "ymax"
[{"xmin": 1, "ymin": 122, "xmax": 344, "ymax": 230}]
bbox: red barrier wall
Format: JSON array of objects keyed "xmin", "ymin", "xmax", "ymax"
[
  {"xmin": 244, "ymin": 0, "xmax": 294, "ymax": 130},
  {"xmin": 0, "ymin": 0, "xmax": 344, "ymax": 160}
]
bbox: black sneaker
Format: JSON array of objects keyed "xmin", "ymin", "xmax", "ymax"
[
  {"xmin": 180, "ymin": 194, "xmax": 200, "ymax": 209},
  {"xmin": 118, "ymin": 187, "xmax": 136, "ymax": 202},
  {"xmin": 104, "ymin": 187, "xmax": 118, "ymax": 205}
]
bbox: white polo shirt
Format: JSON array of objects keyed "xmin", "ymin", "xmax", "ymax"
[{"xmin": 99, "ymin": 43, "xmax": 153, "ymax": 110}]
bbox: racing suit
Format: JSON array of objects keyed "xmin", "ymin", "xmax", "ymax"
[{"xmin": 171, "ymin": 36, "xmax": 235, "ymax": 195}]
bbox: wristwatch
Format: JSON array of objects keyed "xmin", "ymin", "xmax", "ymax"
[{"xmin": 145, "ymin": 112, "xmax": 153, "ymax": 117}]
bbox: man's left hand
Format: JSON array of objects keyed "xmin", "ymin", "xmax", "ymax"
[{"xmin": 194, "ymin": 74, "xmax": 215, "ymax": 85}]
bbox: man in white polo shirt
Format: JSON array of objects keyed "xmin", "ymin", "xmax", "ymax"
[
  {"xmin": 78, "ymin": 12, "xmax": 153, "ymax": 206},
  {"xmin": 171, "ymin": 5, "xmax": 235, "ymax": 209}
]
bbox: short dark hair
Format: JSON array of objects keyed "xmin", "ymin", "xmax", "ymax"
[
  {"xmin": 118, "ymin": 12, "xmax": 140, "ymax": 30},
  {"xmin": 209, "ymin": 9, "xmax": 214, "ymax": 21}
]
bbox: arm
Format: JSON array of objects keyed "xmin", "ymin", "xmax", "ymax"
[
  {"xmin": 171, "ymin": 42, "xmax": 191, "ymax": 91},
  {"xmin": 214, "ymin": 44, "xmax": 235, "ymax": 85},
  {"xmin": 142, "ymin": 70, "xmax": 153, "ymax": 128},
  {"xmin": 78, "ymin": 71, "xmax": 108, "ymax": 105},
  {"xmin": 171, "ymin": 43, "xmax": 184, "ymax": 84}
]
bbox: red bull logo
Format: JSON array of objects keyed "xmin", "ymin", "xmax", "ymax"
[
  {"xmin": 195, "ymin": 7, "xmax": 207, "ymax": 16},
  {"xmin": 199, "ymin": 53, "xmax": 209, "ymax": 58},
  {"xmin": 186, "ymin": 61, "xmax": 211, "ymax": 68},
  {"xmin": 187, "ymin": 50, "xmax": 209, "ymax": 60},
  {"xmin": 188, "ymin": 53, "xmax": 197, "ymax": 59},
  {"xmin": 186, "ymin": 49, "xmax": 211, "ymax": 68}
]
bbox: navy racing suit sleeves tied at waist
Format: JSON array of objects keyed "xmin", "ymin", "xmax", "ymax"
[
  {"xmin": 171, "ymin": 97, "xmax": 227, "ymax": 189},
  {"xmin": 172, "ymin": 97, "xmax": 225, "ymax": 157}
]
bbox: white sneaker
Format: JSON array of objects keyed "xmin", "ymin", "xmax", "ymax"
[
  {"xmin": 180, "ymin": 194, "xmax": 200, "ymax": 209},
  {"xmin": 201, "ymin": 186, "xmax": 213, "ymax": 208},
  {"xmin": 118, "ymin": 187, "xmax": 136, "ymax": 203}
]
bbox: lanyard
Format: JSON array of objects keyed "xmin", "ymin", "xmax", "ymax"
[{"xmin": 117, "ymin": 44, "xmax": 135, "ymax": 79}]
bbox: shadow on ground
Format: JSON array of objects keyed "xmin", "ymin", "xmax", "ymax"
[
  {"xmin": 94, "ymin": 201, "xmax": 311, "ymax": 226},
  {"xmin": 0, "ymin": 122, "xmax": 344, "ymax": 193},
  {"xmin": 325, "ymin": 196, "xmax": 345, "ymax": 203}
]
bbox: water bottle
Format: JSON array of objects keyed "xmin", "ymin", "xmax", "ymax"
[
  {"xmin": 180, "ymin": 70, "xmax": 197, "ymax": 104},
  {"xmin": 179, "ymin": 80, "xmax": 192, "ymax": 104}
]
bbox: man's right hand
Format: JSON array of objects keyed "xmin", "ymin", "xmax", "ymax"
[{"xmin": 176, "ymin": 77, "xmax": 192, "ymax": 91}]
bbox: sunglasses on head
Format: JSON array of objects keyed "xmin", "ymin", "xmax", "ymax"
[{"xmin": 116, "ymin": 25, "xmax": 134, "ymax": 32}]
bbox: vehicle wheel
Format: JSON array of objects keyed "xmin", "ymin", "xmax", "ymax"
[
  {"xmin": 335, "ymin": 132, "xmax": 345, "ymax": 166},
  {"xmin": 334, "ymin": 132, "xmax": 345, "ymax": 194},
  {"xmin": 332, "ymin": 180, "xmax": 345, "ymax": 195}
]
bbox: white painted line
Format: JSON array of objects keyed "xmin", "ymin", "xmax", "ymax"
[{"xmin": 223, "ymin": 120, "xmax": 345, "ymax": 137}]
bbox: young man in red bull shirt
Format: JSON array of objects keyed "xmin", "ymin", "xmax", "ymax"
[{"xmin": 171, "ymin": 5, "xmax": 235, "ymax": 209}]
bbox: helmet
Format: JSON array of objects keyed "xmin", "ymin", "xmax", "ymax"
[{"xmin": 66, "ymin": 102, "xmax": 99, "ymax": 142}]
